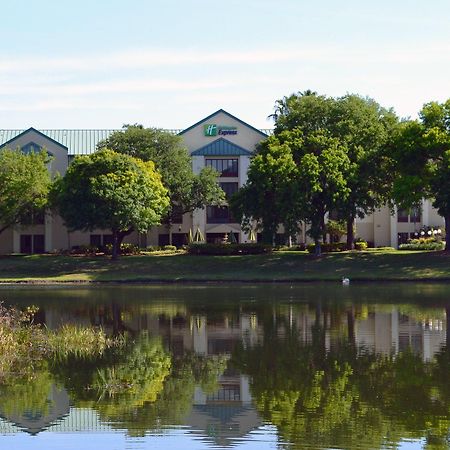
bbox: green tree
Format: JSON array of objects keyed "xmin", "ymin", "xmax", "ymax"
[
  {"xmin": 392, "ymin": 100, "xmax": 450, "ymax": 250},
  {"xmin": 0, "ymin": 148, "xmax": 51, "ymax": 235},
  {"xmin": 98, "ymin": 125, "xmax": 224, "ymax": 244},
  {"xmin": 272, "ymin": 92, "xmax": 397, "ymax": 249},
  {"xmin": 230, "ymin": 137, "xmax": 299, "ymax": 244},
  {"xmin": 231, "ymin": 128, "xmax": 350, "ymax": 252},
  {"xmin": 50, "ymin": 149, "xmax": 169, "ymax": 258}
]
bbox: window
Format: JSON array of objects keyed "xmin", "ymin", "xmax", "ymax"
[
  {"xmin": 397, "ymin": 207, "xmax": 421, "ymax": 223},
  {"xmin": 410, "ymin": 206, "xmax": 421, "ymax": 223},
  {"xmin": 20, "ymin": 208, "xmax": 45, "ymax": 226},
  {"xmin": 163, "ymin": 205, "xmax": 183, "ymax": 224},
  {"xmin": 397, "ymin": 209, "xmax": 408, "ymax": 223},
  {"xmin": 20, "ymin": 234, "xmax": 45, "ymax": 253},
  {"xmin": 90, "ymin": 234, "xmax": 113, "ymax": 250},
  {"xmin": 205, "ymin": 159, "xmax": 238, "ymax": 177},
  {"xmin": 90, "ymin": 234, "xmax": 102, "ymax": 247},
  {"xmin": 219, "ymin": 182, "xmax": 239, "ymax": 200},
  {"xmin": 207, "ymin": 205, "xmax": 237, "ymax": 224},
  {"xmin": 158, "ymin": 234, "xmax": 170, "ymax": 246}
]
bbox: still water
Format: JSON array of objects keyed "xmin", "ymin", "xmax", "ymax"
[{"xmin": 0, "ymin": 283, "xmax": 449, "ymax": 450}]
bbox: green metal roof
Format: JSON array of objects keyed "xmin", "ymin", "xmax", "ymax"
[
  {"xmin": 0, "ymin": 127, "xmax": 272, "ymax": 156},
  {"xmin": 191, "ymin": 138, "xmax": 253, "ymax": 156},
  {"xmin": 0, "ymin": 129, "xmax": 118, "ymax": 155}
]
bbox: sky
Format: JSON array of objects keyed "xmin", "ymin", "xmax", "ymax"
[{"xmin": 0, "ymin": 0, "xmax": 449, "ymax": 130}]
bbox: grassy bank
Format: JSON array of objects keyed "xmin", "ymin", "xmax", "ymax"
[{"xmin": 0, "ymin": 250, "xmax": 450, "ymax": 283}]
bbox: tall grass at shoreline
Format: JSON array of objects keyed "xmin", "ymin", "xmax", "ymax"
[{"xmin": 0, "ymin": 303, "xmax": 116, "ymax": 382}]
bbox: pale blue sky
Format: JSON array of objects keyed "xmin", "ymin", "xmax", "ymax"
[{"xmin": 1, "ymin": 0, "xmax": 449, "ymax": 129}]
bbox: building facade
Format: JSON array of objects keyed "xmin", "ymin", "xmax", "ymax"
[{"xmin": 0, "ymin": 109, "xmax": 445, "ymax": 254}]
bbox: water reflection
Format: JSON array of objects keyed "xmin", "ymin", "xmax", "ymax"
[{"xmin": 0, "ymin": 284, "xmax": 449, "ymax": 449}]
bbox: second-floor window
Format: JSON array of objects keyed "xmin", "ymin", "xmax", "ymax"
[
  {"xmin": 219, "ymin": 182, "xmax": 239, "ymax": 200},
  {"xmin": 397, "ymin": 207, "xmax": 421, "ymax": 223},
  {"xmin": 205, "ymin": 159, "xmax": 238, "ymax": 177}
]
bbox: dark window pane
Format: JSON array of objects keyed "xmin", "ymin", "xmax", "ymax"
[
  {"xmin": 206, "ymin": 159, "xmax": 238, "ymax": 177},
  {"xmin": 158, "ymin": 234, "xmax": 170, "ymax": 246},
  {"xmin": 397, "ymin": 209, "xmax": 408, "ymax": 223},
  {"xmin": 207, "ymin": 206, "xmax": 230, "ymax": 223},
  {"xmin": 410, "ymin": 206, "xmax": 421, "ymax": 222},
  {"xmin": 219, "ymin": 182, "xmax": 239, "ymax": 200},
  {"xmin": 33, "ymin": 235, "xmax": 45, "ymax": 253},
  {"xmin": 20, "ymin": 235, "xmax": 32, "ymax": 254},
  {"xmin": 172, "ymin": 233, "xmax": 187, "ymax": 247},
  {"xmin": 90, "ymin": 234, "xmax": 102, "ymax": 247}
]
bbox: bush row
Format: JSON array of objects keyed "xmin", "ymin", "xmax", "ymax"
[
  {"xmin": 187, "ymin": 243, "xmax": 272, "ymax": 255},
  {"xmin": 399, "ymin": 239, "xmax": 445, "ymax": 251},
  {"xmin": 305, "ymin": 240, "xmax": 368, "ymax": 253}
]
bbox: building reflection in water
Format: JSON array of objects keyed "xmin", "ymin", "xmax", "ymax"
[{"xmin": 0, "ymin": 293, "xmax": 448, "ymax": 448}]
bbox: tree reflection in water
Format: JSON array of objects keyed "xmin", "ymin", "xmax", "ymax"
[
  {"xmin": 0, "ymin": 286, "xmax": 448, "ymax": 448},
  {"xmin": 232, "ymin": 305, "xmax": 450, "ymax": 450}
]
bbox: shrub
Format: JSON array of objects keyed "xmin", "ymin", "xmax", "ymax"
[
  {"xmin": 104, "ymin": 243, "xmax": 141, "ymax": 255},
  {"xmin": 399, "ymin": 239, "xmax": 445, "ymax": 251},
  {"xmin": 355, "ymin": 240, "xmax": 368, "ymax": 251},
  {"xmin": 71, "ymin": 244, "xmax": 99, "ymax": 255},
  {"xmin": 187, "ymin": 243, "xmax": 272, "ymax": 255},
  {"xmin": 306, "ymin": 242, "xmax": 346, "ymax": 253},
  {"xmin": 163, "ymin": 245, "xmax": 177, "ymax": 252},
  {"xmin": 146, "ymin": 245, "xmax": 161, "ymax": 252}
]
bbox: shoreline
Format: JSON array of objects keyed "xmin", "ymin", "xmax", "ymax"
[
  {"xmin": 1, "ymin": 251, "xmax": 450, "ymax": 285},
  {"xmin": 1, "ymin": 277, "xmax": 450, "ymax": 285}
]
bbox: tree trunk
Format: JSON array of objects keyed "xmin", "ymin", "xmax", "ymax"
[
  {"xmin": 111, "ymin": 230, "xmax": 120, "ymax": 260},
  {"xmin": 314, "ymin": 238, "xmax": 321, "ymax": 256},
  {"xmin": 346, "ymin": 217, "xmax": 355, "ymax": 250},
  {"xmin": 445, "ymin": 216, "xmax": 450, "ymax": 252},
  {"xmin": 111, "ymin": 230, "xmax": 127, "ymax": 260}
]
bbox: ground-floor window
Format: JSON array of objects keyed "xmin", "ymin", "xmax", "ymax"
[
  {"xmin": 20, "ymin": 234, "xmax": 45, "ymax": 254},
  {"xmin": 90, "ymin": 234, "xmax": 113, "ymax": 250}
]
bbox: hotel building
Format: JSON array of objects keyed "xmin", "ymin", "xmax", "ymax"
[{"xmin": 0, "ymin": 109, "xmax": 445, "ymax": 254}]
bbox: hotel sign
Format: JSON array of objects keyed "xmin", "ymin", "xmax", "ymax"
[{"xmin": 204, "ymin": 124, "xmax": 238, "ymax": 136}]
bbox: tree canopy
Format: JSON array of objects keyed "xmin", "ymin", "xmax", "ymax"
[
  {"xmin": 232, "ymin": 123, "xmax": 351, "ymax": 252},
  {"xmin": 0, "ymin": 148, "xmax": 51, "ymax": 235},
  {"xmin": 98, "ymin": 125, "xmax": 224, "ymax": 242},
  {"xmin": 272, "ymin": 91, "xmax": 398, "ymax": 249},
  {"xmin": 50, "ymin": 149, "xmax": 169, "ymax": 258},
  {"xmin": 391, "ymin": 100, "xmax": 450, "ymax": 250}
]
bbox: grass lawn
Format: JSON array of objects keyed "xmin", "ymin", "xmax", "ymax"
[{"xmin": 0, "ymin": 250, "xmax": 450, "ymax": 283}]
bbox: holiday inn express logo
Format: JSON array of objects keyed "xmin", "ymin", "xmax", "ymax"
[{"xmin": 204, "ymin": 124, "xmax": 238, "ymax": 136}]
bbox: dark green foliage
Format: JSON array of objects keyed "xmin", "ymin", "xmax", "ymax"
[
  {"xmin": 98, "ymin": 125, "xmax": 225, "ymax": 230},
  {"xmin": 50, "ymin": 149, "xmax": 169, "ymax": 258},
  {"xmin": 187, "ymin": 243, "xmax": 272, "ymax": 255},
  {"xmin": 272, "ymin": 92, "xmax": 398, "ymax": 250},
  {"xmin": 306, "ymin": 242, "xmax": 347, "ymax": 253},
  {"xmin": 392, "ymin": 99, "xmax": 450, "ymax": 250},
  {"xmin": 0, "ymin": 148, "xmax": 51, "ymax": 235}
]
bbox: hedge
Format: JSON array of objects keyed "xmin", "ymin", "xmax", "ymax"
[{"xmin": 187, "ymin": 243, "xmax": 272, "ymax": 255}]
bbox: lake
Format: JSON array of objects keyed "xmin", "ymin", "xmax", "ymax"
[{"xmin": 0, "ymin": 283, "xmax": 449, "ymax": 450}]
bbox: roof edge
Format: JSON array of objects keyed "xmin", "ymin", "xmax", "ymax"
[
  {"xmin": 178, "ymin": 109, "xmax": 268, "ymax": 137},
  {"xmin": 191, "ymin": 137, "xmax": 253, "ymax": 156},
  {"xmin": 0, "ymin": 127, "xmax": 68, "ymax": 151}
]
